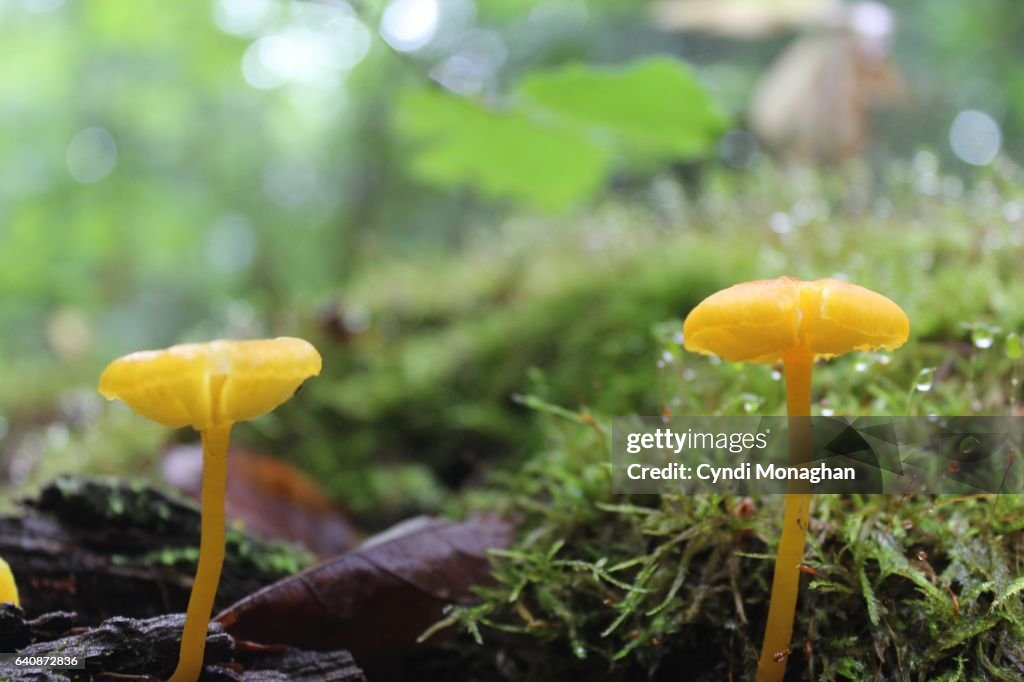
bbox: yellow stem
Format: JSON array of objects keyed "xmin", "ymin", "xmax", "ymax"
[
  {"xmin": 170, "ymin": 421, "xmax": 232, "ymax": 682},
  {"xmin": 757, "ymin": 351, "xmax": 813, "ymax": 682}
]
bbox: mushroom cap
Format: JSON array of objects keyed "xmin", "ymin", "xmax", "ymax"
[
  {"xmin": 0, "ymin": 556, "xmax": 18, "ymax": 606},
  {"xmin": 99, "ymin": 337, "xmax": 322, "ymax": 430},
  {"xmin": 683, "ymin": 277, "xmax": 909, "ymax": 364}
]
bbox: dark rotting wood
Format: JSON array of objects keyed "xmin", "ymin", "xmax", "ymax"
[{"xmin": 1, "ymin": 476, "xmax": 310, "ymax": 624}]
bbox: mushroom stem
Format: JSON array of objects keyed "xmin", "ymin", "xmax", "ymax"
[
  {"xmin": 757, "ymin": 350, "xmax": 813, "ymax": 682},
  {"xmin": 170, "ymin": 421, "xmax": 233, "ymax": 682}
]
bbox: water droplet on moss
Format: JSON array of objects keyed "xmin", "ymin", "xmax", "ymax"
[
  {"xmin": 915, "ymin": 368, "xmax": 935, "ymax": 392},
  {"xmin": 959, "ymin": 436, "xmax": 980, "ymax": 454},
  {"xmin": 972, "ymin": 326, "xmax": 995, "ymax": 349}
]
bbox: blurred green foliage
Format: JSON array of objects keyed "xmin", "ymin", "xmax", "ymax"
[
  {"xmin": 400, "ymin": 58, "xmax": 724, "ymax": 209},
  {"xmin": 1, "ymin": 0, "xmax": 1023, "ymax": 368}
]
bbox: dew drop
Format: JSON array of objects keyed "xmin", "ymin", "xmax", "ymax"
[
  {"xmin": 821, "ymin": 407, "xmax": 835, "ymax": 417},
  {"xmin": 914, "ymin": 368, "xmax": 935, "ymax": 392},
  {"xmin": 854, "ymin": 361, "xmax": 869, "ymax": 373},
  {"xmin": 741, "ymin": 394, "xmax": 762, "ymax": 414},
  {"xmin": 661, "ymin": 351, "xmax": 674, "ymax": 364},
  {"xmin": 959, "ymin": 436, "xmax": 980, "ymax": 455},
  {"xmin": 770, "ymin": 369, "xmax": 782, "ymax": 381},
  {"xmin": 971, "ymin": 326, "xmax": 995, "ymax": 350},
  {"xmin": 1007, "ymin": 332, "xmax": 1022, "ymax": 360}
]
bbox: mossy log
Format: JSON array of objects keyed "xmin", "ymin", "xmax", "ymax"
[{"xmin": 0, "ymin": 476, "xmax": 311, "ymax": 624}]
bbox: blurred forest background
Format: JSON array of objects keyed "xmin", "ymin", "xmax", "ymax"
[{"xmin": 1, "ymin": 0, "xmax": 1023, "ymax": 524}]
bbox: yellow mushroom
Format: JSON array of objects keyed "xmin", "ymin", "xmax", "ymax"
[
  {"xmin": 683, "ymin": 277, "xmax": 908, "ymax": 682},
  {"xmin": 98, "ymin": 338, "xmax": 321, "ymax": 682},
  {"xmin": 0, "ymin": 556, "xmax": 19, "ymax": 606}
]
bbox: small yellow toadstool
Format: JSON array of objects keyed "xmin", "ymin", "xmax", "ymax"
[
  {"xmin": 0, "ymin": 556, "xmax": 19, "ymax": 606},
  {"xmin": 98, "ymin": 338, "xmax": 321, "ymax": 682},
  {"xmin": 683, "ymin": 277, "xmax": 908, "ymax": 682}
]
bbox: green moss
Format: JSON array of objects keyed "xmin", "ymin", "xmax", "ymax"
[
  {"xmin": 446, "ymin": 403, "xmax": 1024, "ymax": 681},
  {"xmin": 33, "ymin": 476, "xmax": 313, "ymax": 578},
  {"xmin": 243, "ymin": 164, "xmax": 1024, "ymax": 525}
]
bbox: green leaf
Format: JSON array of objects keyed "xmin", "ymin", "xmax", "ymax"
[
  {"xmin": 397, "ymin": 58, "xmax": 727, "ymax": 209},
  {"xmin": 520, "ymin": 57, "xmax": 727, "ymax": 160},
  {"xmin": 397, "ymin": 89, "xmax": 609, "ymax": 210}
]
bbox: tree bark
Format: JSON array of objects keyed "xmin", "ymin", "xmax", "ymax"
[{"xmin": 1, "ymin": 606, "xmax": 364, "ymax": 681}]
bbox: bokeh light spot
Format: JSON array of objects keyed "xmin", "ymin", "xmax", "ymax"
[
  {"xmin": 949, "ymin": 110, "xmax": 1001, "ymax": 166},
  {"xmin": 66, "ymin": 127, "xmax": 117, "ymax": 184},
  {"xmin": 380, "ymin": 0, "xmax": 439, "ymax": 52},
  {"xmin": 213, "ymin": 0, "xmax": 279, "ymax": 37},
  {"xmin": 242, "ymin": 17, "xmax": 370, "ymax": 90}
]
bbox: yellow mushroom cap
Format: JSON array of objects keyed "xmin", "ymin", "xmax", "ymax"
[
  {"xmin": 98, "ymin": 337, "xmax": 322, "ymax": 430},
  {"xmin": 683, "ymin": 277, "xmax": 909, "ymax": 364},
  {"xmin": 0, "ymin": 556, "xmax": 18, "ymax": 606}
]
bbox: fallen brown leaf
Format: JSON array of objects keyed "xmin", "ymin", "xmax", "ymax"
[
  {"xmin": 215, "ymin": 516, "xmax": 514, "ymax": 669},
  {"xmin": 162, "ymin": 444, "xmax": 358, "ymax": 556}
]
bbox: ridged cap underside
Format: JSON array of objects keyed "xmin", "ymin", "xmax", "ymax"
[{"xmin": 98, "ymin": 337, "xmax": 322, "ymax": 430}]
